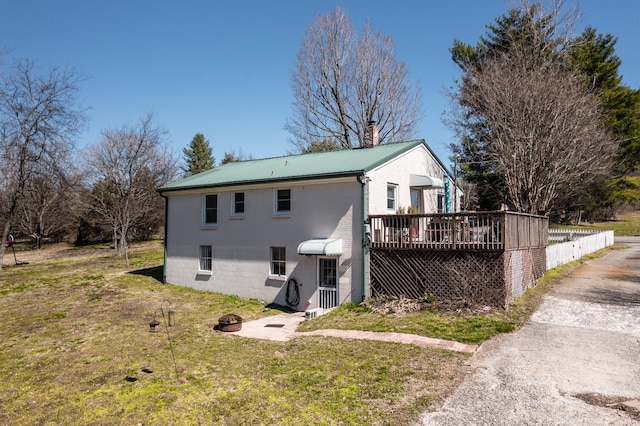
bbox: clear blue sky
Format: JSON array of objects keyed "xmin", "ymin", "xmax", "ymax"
[{"xmin": 1, "ymin": 0, "xmax": 638, "ymax": 169}]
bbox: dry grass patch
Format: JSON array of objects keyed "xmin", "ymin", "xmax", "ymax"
[{"xmin": 0, "ymin": 242, "xmax": 469, "ymax": 425}]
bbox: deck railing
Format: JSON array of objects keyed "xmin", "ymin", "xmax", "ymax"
[{"xmin": 368, "ymin": 211, "xmax": 548, "ymax": 251}]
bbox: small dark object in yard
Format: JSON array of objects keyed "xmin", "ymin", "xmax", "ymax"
[
  {"xmin": 124, "ymin": 376, "xmax": 138, "ymax": 382},
  {"xmin": 149, "ymin": 318, "xmax": 161, "ymax": 332},
  {"xmin": 141, "ymin": 368, "xmax": 153, "ymax": 374},
  {"xmin": 217, "ymin": 314, "xmax": 243, "ymax": 332},
  {"xmin": 265, "ymin": 324, "xmax": 284, "ymax": 328}
]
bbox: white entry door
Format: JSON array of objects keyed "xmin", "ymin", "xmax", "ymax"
[{"xmin": 317, "ymin": 257, "xmax": 338, "ymax": 310}]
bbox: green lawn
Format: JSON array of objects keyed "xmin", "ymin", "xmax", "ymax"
[
  {"xmin": 297, "ymin": 301, "xmax": 517, "ymax": 344},
  {"xmin": 0, "ymin": 229, "xmax": 617, "ymax": 424},
  {"xmin": 0, "ymin": 243, "xmax": 470, "ymax": 425},
  {"xmin": 551, "ymin": 210, "xmax": 640, "ymax": 236}
]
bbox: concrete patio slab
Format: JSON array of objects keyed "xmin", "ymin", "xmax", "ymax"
[
  {"xmin": 231, "ymin": 311, "xmax": 306, "ymax": 342},
  {"xmin": 228, "ymin": 311, "xmax": 478, "ymax": 353}
]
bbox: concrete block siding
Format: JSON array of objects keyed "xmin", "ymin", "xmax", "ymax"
[
  {"xmin": 161, "ymin": 141, "xmax": 454, "ymax": 310},
  {"xmin": 164, "ymin": 178, "xmax": 362, "ymax": 310}
]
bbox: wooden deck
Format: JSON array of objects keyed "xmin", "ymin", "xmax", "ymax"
[{"xmin": 369, "ymin": 211, "xmax": 548, "ymax": 251}]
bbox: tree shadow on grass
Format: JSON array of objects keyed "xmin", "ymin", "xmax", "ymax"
[{"xmin": 128, "ymin": 265, "xmax": 163, "ymax": 283}]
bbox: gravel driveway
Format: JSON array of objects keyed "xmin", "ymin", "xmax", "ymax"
[{"xmin": 420, "ymin": 239, "xmax": 640, "ymax": 425}]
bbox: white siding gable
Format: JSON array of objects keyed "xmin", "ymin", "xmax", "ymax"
[{"xmin": 366, "ymin": 145, "xmax": 451, "ymax": 215}]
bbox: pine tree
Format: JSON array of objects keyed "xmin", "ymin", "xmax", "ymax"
[
  {"xmin": 568, "ymin": 27, "xmax": 640, "ymax": 174},
  {"xmin": 567, "ymin": 27, "xmax": 640, "ymax": 217},
  {"xmin": 448, "ymin": 2, "xmax": 616, "ymax": 215},
  {"xmin": 220, "ymin": 149, "xmax": 252, "ymax": 165},
  {"xmin": 449, "ymin": 3, "xmax": 561, "ymax": 211},
  {"xmin": 451, "ymin": 3, "xmax": 559, "ymax": 72},
  {"xmin": 182, "ymin": 133, "xmax": 214, "ymax": 176}
]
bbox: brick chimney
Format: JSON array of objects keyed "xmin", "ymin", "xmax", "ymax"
[{"xmin": 364, "ymin": 120, "xmax": 379, "ymax": 147}]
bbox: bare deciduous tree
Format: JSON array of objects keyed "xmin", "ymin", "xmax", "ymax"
[
  {"xmin": 449, "ymin": 1, "xmax": 616, "ymax": 215},
  {"xmin": 286, "ymin": 6, "xmax": 421, "ymax": 151},
  {"xmin": 0, "ymin": 59, "xmax": 85, "ymax": 270},
  {"xmin": 83, "ymin": 114, "xmax": 178, "ymax": 265},
  {"xmin": 13, "ymin": 170, "xmax": 80, "ymax": 249},
  {"xmin": 451, "ymin": 44, "xmax": 616, "ymax": 215}
]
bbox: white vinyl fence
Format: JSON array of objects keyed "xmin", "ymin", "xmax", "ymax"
[{"xmin": 546, "ymin": 230, "xmax": 615, "ymax": 270}]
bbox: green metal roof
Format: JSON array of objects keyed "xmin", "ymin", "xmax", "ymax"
[{"xmin": 159, "ymin": 140, "xmax": 429, "ymax": 192}]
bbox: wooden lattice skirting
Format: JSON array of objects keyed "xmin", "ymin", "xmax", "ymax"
[{"xmin": 369, "ymin": 248, "xmax": 546, "ymax": 309}]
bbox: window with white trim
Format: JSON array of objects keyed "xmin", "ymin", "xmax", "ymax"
[
  {"xmin": 199, "ymin": 245, "xmax": 212, "ymax": 272},
  {"xmin": 270, "ymin": 246, "xmax": 286, "ymax": 276},
  {"xmin": 232, "ymin": 192, "xmax": 245, "ymax": 216},
  {"xmin": 275, "ymin": 189, "xmax": 291, "ymax": 214},
  {"xmin": 203, "ymin": 194, "xmax": 217, "ymax": 225},
  {"xmin": 387, "ymin": 184, "xmax": 398, "ymax": 211},
  {"xmin": 437, "ymin": 193, "xmax": 445, "ymax": 213}
]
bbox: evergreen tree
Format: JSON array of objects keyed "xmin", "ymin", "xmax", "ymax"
[
  {"xmin": 448, "ymin": 2, "xmax": 615, "ymax": 215},
  {"xmin": 182, "ymin": 133, "xmax": 214, "ymax": 176},
  {"xmin": 220, "ymin": 149, "xmax": 252, "ymax": 165},
  {"xmin": 451, "ymin": 3, "xmax": 559, "ymax": 72},
  {"xmin": 449, "ymin": 3, "xmax": 562, "ymax": 211},
  {"xmin": 301, "ymin": 138, "xmax": 341, "ymax": 154},
  {"xmin": 568, "ymin": 27, "xmax": 640, "ymax": 174},
  {"xmin": 565, "ymin": 27, "xmax": 640, "ymax": 218}
]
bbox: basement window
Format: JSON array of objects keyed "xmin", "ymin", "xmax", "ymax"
[
  {"xmin": 270, "ymin": 246, "xmax": 286, "ymax": 277},
  {"xmin": 199, "ymin": 245, "xmax": 212, "ymax": 274}
]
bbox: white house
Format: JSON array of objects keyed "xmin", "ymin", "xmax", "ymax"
[{"xmin": 158, "ymin": 139, "xmax": 456, "ymax": 311}]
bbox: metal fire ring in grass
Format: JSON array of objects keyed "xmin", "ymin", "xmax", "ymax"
[{"xmin": 217, "ymin": 314, "xmax": 243, "ymax": 332}]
